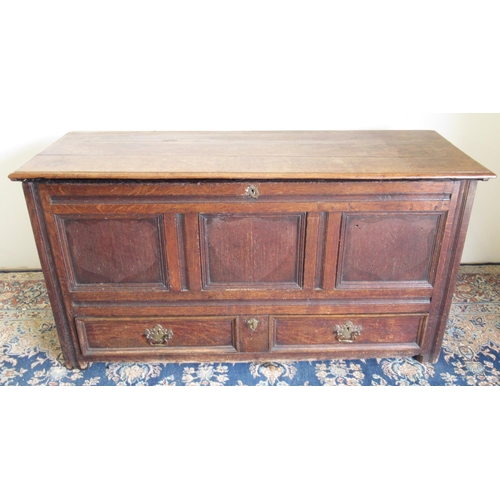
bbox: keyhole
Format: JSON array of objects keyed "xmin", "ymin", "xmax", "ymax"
[{"xmin": 246, "ymin": 184, "xmax": 260, "ymax": 199}]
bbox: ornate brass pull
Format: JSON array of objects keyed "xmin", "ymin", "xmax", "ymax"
[
  {"xmin": 145, "ymin": 324, "xmax": 174, "ymax": 346},
  {"xmin": 246, "ymin": 318, "xmax": 260, "ymax": 331},
  {"xmin": 245, "ymin": 184, "xmax": 260, "ymax": 200},
  {"xmin": 334, "ymin": 320, "xmax": 362, "ymax": 343}
]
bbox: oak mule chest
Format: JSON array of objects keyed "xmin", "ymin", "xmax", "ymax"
[{"xmin": 9, "ymin": 131, "xmax": 495, "ymax": 369}]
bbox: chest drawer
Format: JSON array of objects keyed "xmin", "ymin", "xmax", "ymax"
[
  {"xmin": 271, "ymin": 314, "xmax": 426, "ymax": 352},
  {"xmin": 76, "ymin": 316, "xmax": 238, "ymax": 357}
]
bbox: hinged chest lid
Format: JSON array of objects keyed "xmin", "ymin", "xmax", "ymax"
[{"xmin": 9, "ymin": 130, "xmax": 496, "ymax": 181}]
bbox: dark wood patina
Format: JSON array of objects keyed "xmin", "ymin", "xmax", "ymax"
[{"xmin": 10, "ymin": 131, "xmax": 495, "ymax": 369}]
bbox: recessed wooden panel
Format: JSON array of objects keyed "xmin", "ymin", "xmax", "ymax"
[
  {"xmin": 338, "ymin": 212, "xmax": 443, "ymax": 287},
  {"xmin": 61, "ymin": 216, "xmax": 166, "ymax": 286},
  {"xmin": 200, "ymin": 213, "xmax": 306, "ymax": 289}
]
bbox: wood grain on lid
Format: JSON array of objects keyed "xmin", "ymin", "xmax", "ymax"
[{"xmin": 9, "ymin": 130, "xmax": 496, "ymax": 181}]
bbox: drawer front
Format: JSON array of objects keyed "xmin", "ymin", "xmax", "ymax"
[
  {"xmin": 271, "ymin": 314, "xmax": 426, "ymax": 350},
  {"xmin": 76, "ymin": 316, "xmax": 238, "ymax": 356}
]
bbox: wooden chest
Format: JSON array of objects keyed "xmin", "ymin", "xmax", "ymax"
[{"xmin": 9, "ymin": 131, "xmax": 495, "ymax": 369}]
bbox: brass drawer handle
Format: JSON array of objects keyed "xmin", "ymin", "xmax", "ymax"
[
  {"xmin": 246, "ymin": 318, "xmax": 260, "ymax": 331},
  {"xmin": 334, "ymin": 321, "xmax": 362, "ymax": 343},
  {"xmin": 245, "ymin": 184, "xmax": 260, "ymax": 199},
  {"xmin": 145, "ymin": 324, "xmax": 174, "ymax": 346}
]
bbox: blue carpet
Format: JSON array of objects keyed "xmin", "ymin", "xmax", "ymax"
[{"xmin": 1, "ymin": 265, "xmax": 499, "ymax": 385}]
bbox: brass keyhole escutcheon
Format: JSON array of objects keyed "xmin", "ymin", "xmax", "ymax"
[
  {"xmin": 145, "ymin": 324, "xmax": 174, "ymax": 346},
  {"xmin": 246, "ymin": 318, "xmax": 260, "ymax": 332},
  {"xmin": 245, "ymin": 184, "xmax": 260, "ymax": 200},
  {"xmin": 334, "ymin": 321, "xmax": 362, "ymax": 343}
]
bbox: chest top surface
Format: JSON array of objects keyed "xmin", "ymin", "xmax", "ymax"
[{"xmin": 9, "ymin": 130, "xmax": 495, "ymax": 181}]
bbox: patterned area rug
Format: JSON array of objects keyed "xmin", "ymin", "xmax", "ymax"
[{"xmin": 1, "ymin": 265, "xmax": 499, "ymax": 385}]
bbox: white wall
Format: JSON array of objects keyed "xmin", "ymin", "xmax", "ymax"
[{"xmin": 1, "ymin": 2, "xmax": 499, "ymax": 269}]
